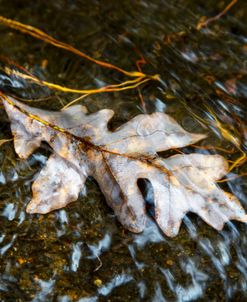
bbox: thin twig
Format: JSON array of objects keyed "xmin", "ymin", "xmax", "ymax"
[
  {"xmin": 197, "ymin": 0, "xmax": 238, "ymax": 30},
  {"xmin": 0, "ymin": 15, "xmax": 150, "ymax": 78},
  {"xmin": 93, "ymin": 255, "xmax": 103, "ymax": 272},
  {"xmin": 62, "ymin": 94, "xmax": 89, "ymax": 110}
]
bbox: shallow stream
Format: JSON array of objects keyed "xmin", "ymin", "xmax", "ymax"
[{"xmin": 0, "ymin": 1, "xmax": 247, "ymax": 301}]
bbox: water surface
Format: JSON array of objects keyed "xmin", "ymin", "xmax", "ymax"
[{"xmin": 0, "ymin": 1, "xmax": 247, "ymax": 301}]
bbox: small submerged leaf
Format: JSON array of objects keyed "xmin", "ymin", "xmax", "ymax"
[{"xmin": 2, "ymin": 96, "xmax": 247, "ymax": 237}]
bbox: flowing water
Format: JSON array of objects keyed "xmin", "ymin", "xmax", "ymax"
[{"xmin": 0, "ymin": 1, "xmax": 247, "ymax": 301}]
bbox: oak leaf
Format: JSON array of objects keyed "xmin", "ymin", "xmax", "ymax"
[{"xmin": 2, "ymin": 97, "xmax": 247, "ymax": 237}]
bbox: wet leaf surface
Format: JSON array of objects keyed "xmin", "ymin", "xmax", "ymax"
[{"xmin": 2, "ymin": 96, "xmax": 246, "ymax": 238}]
